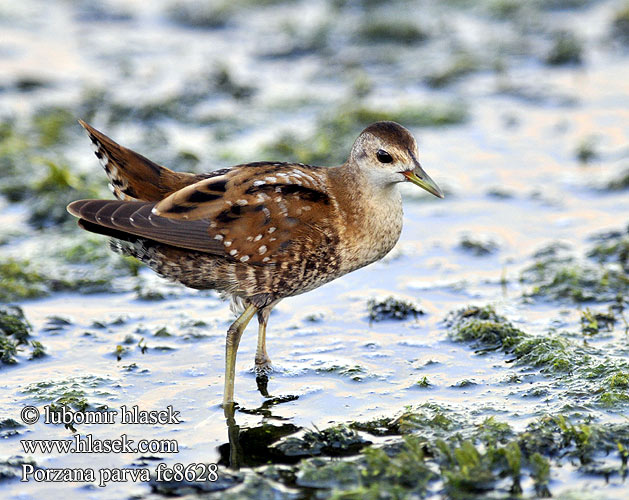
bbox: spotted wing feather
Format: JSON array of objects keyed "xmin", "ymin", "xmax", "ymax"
[{"xmin": 153, "ymin": 164, "xmax": 337, "ymax": 264}]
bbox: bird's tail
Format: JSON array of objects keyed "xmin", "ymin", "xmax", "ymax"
[{"xmin": 78, "ymin": 120, "xmax": 202, "ymax": 202}]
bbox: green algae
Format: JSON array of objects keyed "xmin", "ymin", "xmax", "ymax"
[
  {"xmin": 367, "ymin": 296, "xmax": 424, "ymax": 322},
  {"xmin": 513, "ymin": 336, "xmax": 575, "ymax": 372},
  {"xmin": 447, "ymin": 304, "xmax": 629, "ymax": 411},
  {"xmin": 0, "ymin": 113, "xmax": 103, "ymax": 229},
  {"xmin": 0, "ymin": 306, "xmax": 32, "ymax": 343},
  {"xmin": 458, "ymin": 235, "xmax": 499, "ymax": 256},
  {"xmin": 588, "ymin": 229, "xmax": 629, "ymax": 272},
  {"xmin": 0, "ymin": 307, "xmax": 46, "ymax": 363},
  {"xmin": 425, "ymin": 54, "xmax": 480, "ymax": 88},
  {"xmin": 486, "ymin": 0, "xmax": 523, "ymax": 19},
  {"xmin": 437, "ymin": 439, "xmax": 523, "ymax": 496},
  {"xmin": 165, "ymin": 0, "xmax": 234, "ymax": 29},
  {"xmin": 275, "ymin": 425, "xmax": 369, "ymax": 460},
  {"xmin": 315, "ymin": 363, "xmax": 368, "ymax": 381},
  {"xmin": 612, "ymin": 2, "xmax": 629, "ymax": 45},
  {"xmin": 606, "ymin": 168, "xmax": 629, "ymax": 190},
  {"xmin": 198, "ymin": 405, "xmax": 629, "ymax": 499},
  {"xmin": 0, "ymin": 259, "xmax": 49, "ymax": 302},
  {"xmin": 545, "ymin": 31, "xmax": 583, "ymax": 66},
  {"xmin": 0, "ymin": 456, "xmax": 37, "ymax": 483},
  {"xmin": 446, "ymin": 305, "xmax": 526, "ymax": 352},
  {"xmin": 521, "ymin": 241, "xmax": 629, "ymax": 303},
  {"xmin": 32, "ymin": 106, "xmax": 76, "ymax": 148},
  {"xmin": 295, "ymin": 435, "xmax": 434, "ymax": 497},
  {"xmin": 575, "ymin": 136, "xmax": 599, "ymax": 164},
  {"xmin": 581, "ymin": 308, "xmax": 616, "ymax": 336},
  {"xmin": 134, "ymin": 283, "xmax": 167, "ymax": 301},
  {"xmin": 0, "ymin": 337, "xmax": 18, "ymax": 365},
  {"xmin": 29, "ymin": 340, "xmax": 46, "ymax": 359},
  {"xmin": 25, "ymin": 159, "xmax": 100, "ymax": 229},
  {"xmin": 22, "ymin": 376, "xmax": 114, "ymax": 429},
  {"xmin": 388, "ymin": 404, "xmax": 459, "ymax": 436},
  {"xmin": 356, "ymin": 19, "xmax": 428, "ymax": 44},
  {"xmin": 348, "ymin": 404, "xmax": 459, "ymax": 443},
  {"xmin": 212, "ymin": 66, "xmax": 256, "ymax": 100},
  {"xmin": 417, "ymin": 376, "xmax": 431, "ymax": 388},
  {"xmin": 0, "ymin": 231, "xmax": 149, "ymax": 301}
]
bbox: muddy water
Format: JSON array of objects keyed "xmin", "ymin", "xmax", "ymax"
[{"xmin": 1, "ymin": 0, "xmax": 628, "ymax": 498}]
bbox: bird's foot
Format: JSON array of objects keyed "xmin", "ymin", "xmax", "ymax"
[
  {"xmin": 254, "ymin": 353, "xmax": 273, "ymax": 376},
  {"xmin": 254, "ymin": 358, "xmax": 273, "ymax": 397},
  {"xmin": 254, "ymin": 362, "xmax": 273, "ymax": 376}
]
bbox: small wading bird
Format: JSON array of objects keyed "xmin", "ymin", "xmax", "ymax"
[{"xmin": 67, "ymin": 120, "xmax": 443, "ymax": 407}]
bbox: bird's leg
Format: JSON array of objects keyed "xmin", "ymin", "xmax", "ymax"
[
  {"xmin": 255, "ymin": 307, "xmax": 273, "ymax": 375},
  {"xmin": 222, "ymin": 304, "xmax": 257, "ymax": 408}
]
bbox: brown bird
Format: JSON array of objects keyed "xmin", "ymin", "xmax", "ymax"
[{"xmin": 67, "ymin": 120, "xmax": 443, "ymax": 407}]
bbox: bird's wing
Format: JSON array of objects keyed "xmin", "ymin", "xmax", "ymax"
[
  {"xmin": 152, "ymin": 163, "xmax": 338, "ymax": 264},
  {"xmin": 79, "ymin": 120, "xmax": 205, "ymax": 202},
  {"xmin": 67, "ymin": 199, "xmax": 225, "ymax": 254}
]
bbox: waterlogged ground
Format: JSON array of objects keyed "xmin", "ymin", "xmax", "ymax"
[{"xmin": 1, "ymin": 0, "xmax": 629, "ymax": 498}]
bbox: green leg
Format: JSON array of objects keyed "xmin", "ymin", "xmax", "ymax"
[{"xmin": 222, "ymin": 304, "xmax": 257, "ymax": 407}]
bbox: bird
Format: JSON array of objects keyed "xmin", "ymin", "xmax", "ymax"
[{"xmin": 67, "ymin": 119, "xmax": 444, "ymax": 407}]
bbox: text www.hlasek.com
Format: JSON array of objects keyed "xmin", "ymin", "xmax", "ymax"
[{"xmin": 21, "ymin": 433, "xmax": 178, "ymax": 454}]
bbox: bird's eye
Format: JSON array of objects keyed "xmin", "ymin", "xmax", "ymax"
[{"xmin": 376, "ymin": 149, "xmax": 393, "ymax": 163}]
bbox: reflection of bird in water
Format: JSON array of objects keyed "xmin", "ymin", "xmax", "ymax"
[{"xmin": 67, "ymin": 120, "xmax": 444, "ymax": 407}]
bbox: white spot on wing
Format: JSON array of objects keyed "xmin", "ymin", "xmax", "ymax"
[
  {"xmin": 253, "ymin": 180, "xmax": 265, "ymax": 187},
  {"xmin": 224, "ymin": 241, "xmax": 232, "ymax": 247},
  {"xmin": 254, "ymin": 234, "xmax": 262, "ymax": 241},
  {"xmin": 214, "ymin": 234, "xmax": 224, "ymax": 241},
  {"xmin": 264, "ymin": 176, "xmax": 277, "ymax": 183},
  {"xmin": 258, "ymin": 245, "xmax": 267, "ymax": 254},
  {"xmin": 240, "ymin": 255, "xmax": 250, "ymax": 262},
  {"xmin": 236, "ymin": 199, "xmax": 248, "ymax": 206}
]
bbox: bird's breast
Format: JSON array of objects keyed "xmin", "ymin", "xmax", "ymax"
[{"xmin": 335, "ymin": 185, "xmax": 404, "ymax": 274}]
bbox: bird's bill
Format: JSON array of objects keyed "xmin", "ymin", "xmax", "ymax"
[{"xmin": 402, "ymin": 166, "xmax": 444, "ymax": 199}]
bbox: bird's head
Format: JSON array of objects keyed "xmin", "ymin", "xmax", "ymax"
[{"xmin": 350, "ymin": 121, "xmax": 444, "ymax": 199}]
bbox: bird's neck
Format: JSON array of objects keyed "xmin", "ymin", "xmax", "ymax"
[{"xmin": 328, "ymin": 165, "xmax": 404, "ymax": 273}]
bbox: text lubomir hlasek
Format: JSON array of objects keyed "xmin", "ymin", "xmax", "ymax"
[{"xmin": 45, "ymin": 405, "xmax": 181, "ymax": 426}]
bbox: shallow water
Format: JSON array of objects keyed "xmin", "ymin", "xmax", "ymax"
[{"xmin": 1, "ymin": 0, "xmax": 629, "ymax": 498}]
